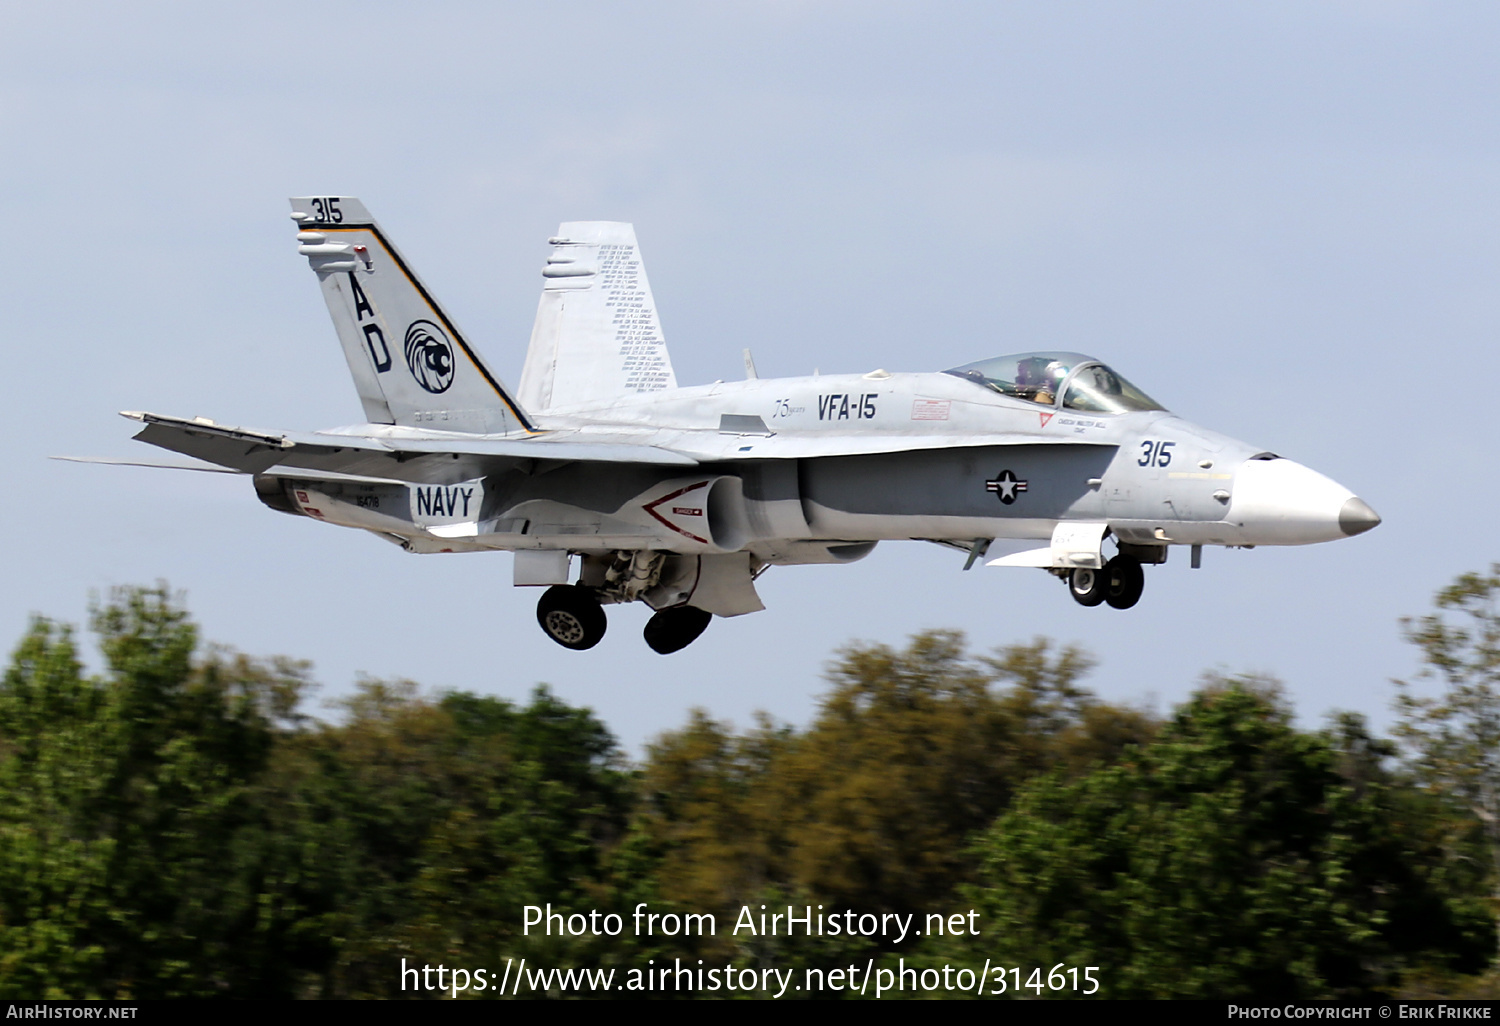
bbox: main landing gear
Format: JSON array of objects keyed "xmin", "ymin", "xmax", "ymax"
[
  {"xmin": 644, "ymin": 606, "xmax": 713, "ymax": 655},
  {"xmin": 536, "ymin": 585, "xmax": 608, "ymax": 650},
  {"xmin": 1067, "ymin": 555, "xmax": 1144, "ymax": 610},
  {"xmin": 535, "ymin": 585, "xmax": 714, "ymax": 654}
]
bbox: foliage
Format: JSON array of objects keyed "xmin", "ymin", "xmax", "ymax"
[
  {"xmin": 1396, "ymin": 564, "xmax": 1500, "ymax": 957},
  {"xmin": 0, "ymin": 586, "xmax": 633, "ymax": 998},
  {"xmin": 634, "ymin": 632, "xmax": 1156, "ymax": 930},
  {"xmin": 0, "ymin": 586, "xmax": 312, "ymax": 998},
  {"xmin": 292, "ymin": 678, "xmax": 633, "ymax": 997},
  {"xmin": 945, "ymin": 678, "xmax": 1491, "ymax": 999},
  {"xmin": 1, "ymin": 584, "xmax": 1497, "ymax": 998}
]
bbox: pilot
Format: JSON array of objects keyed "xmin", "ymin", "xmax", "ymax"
[{"xmin": 1016, "ymin": 358, "xmax": 1068, "ymax": 405}]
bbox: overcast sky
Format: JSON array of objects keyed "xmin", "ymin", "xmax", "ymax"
[{"xmin": 2, "ymin": 1, "xmax": 1495, "ymax": 750}]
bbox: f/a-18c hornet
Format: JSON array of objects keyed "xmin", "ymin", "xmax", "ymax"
[{"xmin": 84, "ymin": 197, "xmax": 1381, "ymax": 654}]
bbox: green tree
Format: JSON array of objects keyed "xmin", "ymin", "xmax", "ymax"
[
  {"xmin": 636, "ymin": 631, "xmax": 1156, "ymax": 925},
  {"xmin": 946, "ymin": 678, "xmax": 1489, "ymax": 999},
  {"xmin": 0, "ymin": 619, "xmax": 112, "ymax": 997},
  {"xmin": 769, "ymin": 632, "xmax": 1098, "ymax": 914},
  {"xmin": 1396, "ymin": 565, "xmax": 1500, "ymax": 961},
  {"xmin": 279, "ymin": 680, "xmax": 635, "ymax": 997},
  {"xmin": 0, "ymin": 586, "xmax": 315, "ymax": 998},
  {"xmin": 0, "ymin": 586, "xmax": 641, "ymax": 998},
  {"xmin": 634, "ymin": 709, "xmax": 791, "ymax": 917}
]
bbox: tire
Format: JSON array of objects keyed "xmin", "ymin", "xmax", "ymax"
[
  {"xmin": 643, "ymin": 606, "xmax": 713, "ymax": 655},
  {"xmin": 1103, "ymin": 555, "xmax": 1145, "ymax": 610},
  {"xmin": 536, "ymin": 585, "xmax": 607, "ymax": 650},
  {"xmin": 1069, "ymin": 567, "xmax": 1107, "ymax": 607}
]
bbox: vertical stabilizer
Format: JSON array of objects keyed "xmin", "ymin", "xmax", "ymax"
[
  {"xmin": 518, "ymin": 222, "xmax": 677, "ymax": 412},
  {"xmin": 290, "ymin": 196, "xmax": 533, "ymax": 434}
]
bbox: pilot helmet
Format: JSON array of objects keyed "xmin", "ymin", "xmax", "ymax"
[{"xmin": 1016, "ymin": 356, "xmax": 1049, "ymax": 384}]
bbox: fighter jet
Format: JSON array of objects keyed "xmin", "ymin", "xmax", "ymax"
[{"xmin": 95, "ymin": 196, "xmax": 1381, "ymax": 654}]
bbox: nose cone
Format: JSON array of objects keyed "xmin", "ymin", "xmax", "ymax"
[
  {"xmin": 1339, "ymin": 497, "xmax": 1381, "ymax": 537},
  {"xmin": 1228, "ymin": 458, "xmax": 1378, "ymax": 545}
]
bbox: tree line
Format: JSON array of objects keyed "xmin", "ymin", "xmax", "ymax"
[{"xmin": 3, "ymin": 573, "xmax": 1500, "ymax": 999}]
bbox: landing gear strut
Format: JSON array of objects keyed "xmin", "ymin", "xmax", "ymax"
[
  {"xmin": 644, "ymin": 605, "xmax": 712, "ymax": 655},
  {"xmin": 536, "ymin": 585, "xmax": 607, "ymax": 650},
  {"xmin": 1068, "ymin": 556, "xmax": 1145, "ymax": 610}
]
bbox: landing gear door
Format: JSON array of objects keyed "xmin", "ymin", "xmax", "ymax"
[
  {"xmin": 986, "ymin": 521, "xmax": 1108, "ymax": 570},
  {"xmin": 1049, "ymin": 521, "xmax": 1109, "ymax": 569}
]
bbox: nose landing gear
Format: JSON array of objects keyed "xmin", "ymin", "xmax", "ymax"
[
  {"xmin": 1069, "ymin": 567, "xmax": 1107, "ymax": 606},
  {"xmin": 1068, "ymin": 555, "xmax": 1145, "ymax": 610}
]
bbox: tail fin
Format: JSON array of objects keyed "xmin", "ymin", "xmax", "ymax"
[
  {"xmin": 290, "ymin": 197, "xmax": 534, "ymax": 434},
  {"xmin": 517, "ymin": 222, "xmax": 678, "ymax": 412}
]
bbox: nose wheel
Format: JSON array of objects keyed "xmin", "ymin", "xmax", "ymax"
[
  {"xmin": 644, "ymin": 605, "xmax": 713, "ymax": 654},
  {"xmin": 1068, "ymin": 555, "xmax": 1145, "ymax": 610},
  {"xmin": 1069, "ymin": 567, "xmax": 1107, "ymax": 606},
  {"xmin": 536, "ymin": 585, "xmax": 607, "ymax": 650}
]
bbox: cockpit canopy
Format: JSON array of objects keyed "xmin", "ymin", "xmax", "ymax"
[{"xmin": 943, "ymin": 351, "xmax": 1165, "ymax": 414}]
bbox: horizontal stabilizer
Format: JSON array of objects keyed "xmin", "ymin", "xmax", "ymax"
[{"xmin": 122, "ymin": 410, "xmax": 300, "ymax": 474}]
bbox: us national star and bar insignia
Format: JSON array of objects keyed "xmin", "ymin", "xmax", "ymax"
[{"xmin": 985, "ymin": 469, "xmax": 1028, "ymax": 505}]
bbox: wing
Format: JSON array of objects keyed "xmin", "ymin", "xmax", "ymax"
[
  {"xmin": 51, "ymin": 455, "xmax": 242, "ymax": 474},
  {"xmin": 122, "ymin": 411, "xmax": 698, "ymax": 485}
]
